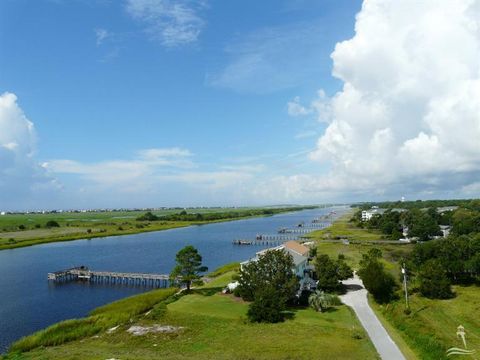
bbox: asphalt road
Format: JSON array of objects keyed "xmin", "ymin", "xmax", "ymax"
[{"xmin": 340, "ymin": 275, "xmax": 406, "ymax": 360}]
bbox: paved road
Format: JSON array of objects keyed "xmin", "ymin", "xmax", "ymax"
[{"xmin": 340, "ymin": 275, "xmax": 406, "ymax": 360}]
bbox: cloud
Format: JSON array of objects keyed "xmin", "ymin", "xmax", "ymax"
[
  {"xmin": 94, "ymin": 28, "xmax": 110, "ymax": 46},
  {"xmin": 0, "ymin": 92, "xmax": 57, "ymax": 208},
  {"xmin": 284, "ymin": 0, "xmax": 480, "ymax": 200},
  {"xmin": 45, "ymin": 147, "xmax": 195, "ymax": 188},
  {"xmin": 288, "ymin": 90, "xmax": 332, "ymax": 123},
  {"xmin": 207, "ymin": 22, "xmax": 332, "ymax": 93},
  {"xmin": 125, "ymin": 0, "xmax": 206, "ymax": 47},
  {"xmin": 45, "ymin": 149, "xmax": 266, "ymax": 206},
  {"xmin": 287, "ymin": 96, "xmax": 311, "ymax": 117}
]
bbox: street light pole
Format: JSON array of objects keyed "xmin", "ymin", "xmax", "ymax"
[{"xmin": 402, "ymin": 262, "xmax": 409, "ymax": 311}]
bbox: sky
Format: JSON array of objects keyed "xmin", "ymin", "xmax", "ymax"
[{"xmin": 1, "ymin": 0, "xmax": 480, "ymax": 210}]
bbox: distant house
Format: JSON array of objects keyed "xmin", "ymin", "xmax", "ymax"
[
  {"xmin": 0, "ymin": 211, "xmax": 5, "ymax": 216},
  {"xmin": 361, "ymin": 207, "xmax": 406, "ymax": 221},
  {"xmin": 361, "ymin": 208, "xmax": 385, "ymax": 221},
  {"xmin": 437, "ymin": 206, "xmax": 459, "ymax": 213},
  {"xmin": 440, "ymin": 225, "xmax": 451, "ymax": 238}
]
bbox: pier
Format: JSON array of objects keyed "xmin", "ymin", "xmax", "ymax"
[
  {"xmin": 48, "ymin": 266, "xmax": 172, "ymax": 288},
  {"xmin": 278, "ymin": 228, "xmax": 315, "ymax": 234},
  {"xmin": 256, "ymin": 234, "xmax": 298, "ymax": 241},
  {"xmin": 233, "ymin": 239, "xmax": 283, "ymax": 246}
]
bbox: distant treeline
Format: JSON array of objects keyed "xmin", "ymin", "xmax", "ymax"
[
  {"xmin": 355, "ymin": 198, "xmax": 479, "ymax": 211},
  {"xmin": 136, "ymin": 206, "xmax": 317, "ymax": 222}
]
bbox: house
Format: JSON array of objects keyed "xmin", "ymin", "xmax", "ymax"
[
  {"xmin": 440, "ymin": 225, "xmax": 451, "ymax": 238},
  {"xmin": 240, "ymin": 241, "xmax": 316, "ymax": 292},
  {"xmin": 361, "ymin": 208, "xmax": 385, "ymax": 221}
]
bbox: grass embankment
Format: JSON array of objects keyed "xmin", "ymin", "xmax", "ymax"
[
  {"xmin": 308, "ymin": 212, "xmax": 480, "ymax": 360},
  {"xmin": 0, "ymin": 206, "xmax": 313, "ymax": 250},
  {"xmin": 5, "ymin": 265, "xmax": 379, "ymax": 360},
  {"xmin": 371, "ymin": 286, "xmax": 480, "ymax": 360}
]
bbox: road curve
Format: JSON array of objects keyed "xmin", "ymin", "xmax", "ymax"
[{"xmin": 340, "ymin": 275, "xmax": 406, "ymax": 360}]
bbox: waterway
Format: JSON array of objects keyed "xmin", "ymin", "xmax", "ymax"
[{"xmin": 0, "ymin": 206, "xmax": 348, "ymax": 352}]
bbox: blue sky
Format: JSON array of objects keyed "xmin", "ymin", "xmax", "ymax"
[{"xmin": 1, "ymin": 0, "xmax": 480, "ymax": 209}]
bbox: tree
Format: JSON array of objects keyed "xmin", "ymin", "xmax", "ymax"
[
  {"xmin": 358, "ymin": 249, "xmax": 398, "ymax": 303},
  {"xmin": 315, "ymin": 254, "xmax": 353, "ymax": 292},
  {"xmin": 236, "ymin": 249, "xmax": 298, "ymax": 302},
  {"xmin": 452, "ymin": 209, "xmax": 480, "ymax": 235},
  {"xmin": 418, "ymin": 259, "xmax": 453, "ymax": 299},
  {"xmin": 170, "ymin": 245, "xmax": 208, "ymax": 291},
  {"xmin": 308, "ymin": 290, "xmax": 339, "ymax": 312},
  {"xmin": 247, "ymin": 285, "xmax": 285, "ymax": 323},
  {"xmin": 407, "ymin": 210, "xmax": 441, "ymax": 241}
]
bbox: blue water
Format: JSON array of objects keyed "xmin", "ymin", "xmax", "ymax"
[{"xmin": 0, "ymin": 206, "xmax": 347, "ymax": 352}]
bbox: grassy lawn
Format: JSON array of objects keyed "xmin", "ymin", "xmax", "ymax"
[{"xmin": 5, "ymin": 269, "xmax": 380, "ymax": 360}]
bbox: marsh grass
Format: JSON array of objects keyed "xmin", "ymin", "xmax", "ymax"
[{"xmin": 9, "ymin": 288, "xmax": 178, "ymax": 353}]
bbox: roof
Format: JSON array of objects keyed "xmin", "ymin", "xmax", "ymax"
[
  {"xmin": 284, "ymin": 248, "xmax": 308, "ymax": 267},
  {"xmin": 283, "ymin": 241, "xmax": 309, "ymax": 257}
]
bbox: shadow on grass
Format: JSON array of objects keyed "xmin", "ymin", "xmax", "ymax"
[{"xmin": 190, "ymin": 287, "xmax": 224, "ymax": 296}]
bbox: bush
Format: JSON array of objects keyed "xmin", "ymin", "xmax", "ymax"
[
  {"xmin": 46, "ymin": 220, "xmax": 60, "ymax": 228},
  {"xmin": 247, "ymin": 286, "xmax": 285, "ymax": 323},
  {"xmin": 418, "ymin": 259, "xmax": 453, "ymax": 299}
]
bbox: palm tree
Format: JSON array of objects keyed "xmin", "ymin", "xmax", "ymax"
[{"xmin": 308, "ymin": 290, "xmax": 337, "ymax": 312}]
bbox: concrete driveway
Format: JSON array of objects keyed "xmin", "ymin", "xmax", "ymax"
[{"xmin": 340, "ymin": 275, "xmax": 406, "ymax": 360}]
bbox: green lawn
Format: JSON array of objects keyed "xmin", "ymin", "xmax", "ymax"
[{"xmin": 6, "ymin": 270, "xmax": 380, "ymax": 360}]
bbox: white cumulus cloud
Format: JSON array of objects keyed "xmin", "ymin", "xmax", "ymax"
[
  {"xmin": 0, "ymin": 92, "xmax": 56, "ymax": 208},
  {"xmin": 288, "ymin": 0, "xmax": 480, "ymax": 199}
]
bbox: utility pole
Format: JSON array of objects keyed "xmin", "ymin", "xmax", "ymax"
[{"xmin": 402, "ymin": 262, "xmax": 410, "ymax": 312}]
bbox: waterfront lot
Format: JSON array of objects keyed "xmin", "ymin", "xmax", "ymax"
[{"xmin": 7, "ymin": 271, "xmax": 379, "ymax": 360}]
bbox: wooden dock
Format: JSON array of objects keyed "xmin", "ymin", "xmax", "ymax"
[
  {"xmin": 48, "ymin": 266, "xmax": 172, "ymax": 288},
  {"xmin": 278, "ymin": 228, "xmax": 314, "ymax": 234},
  {"xmin": 255, "ymin": 234, "xmax": 298, "ymax": 241},
  {"xmin": 232, "ymin": 239, "xmax": 283, "ymax": 246}
]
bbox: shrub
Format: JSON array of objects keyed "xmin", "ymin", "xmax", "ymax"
[
  {"xmin": 46, "ymin": 220, "xmax": 60, "ymax": 228},
  {"xmin": 247, "ymin": 286, "xmax": 285, "ymax": 323}
]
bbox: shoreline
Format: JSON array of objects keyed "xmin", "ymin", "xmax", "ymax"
[{"xmin": 0, "ymin": 207, "xmax": 316, "ymax": 251}]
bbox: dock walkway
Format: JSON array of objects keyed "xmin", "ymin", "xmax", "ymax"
[{"xmin": 48, "ymin": 266, "xmax": 171, "ymax": 288}]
